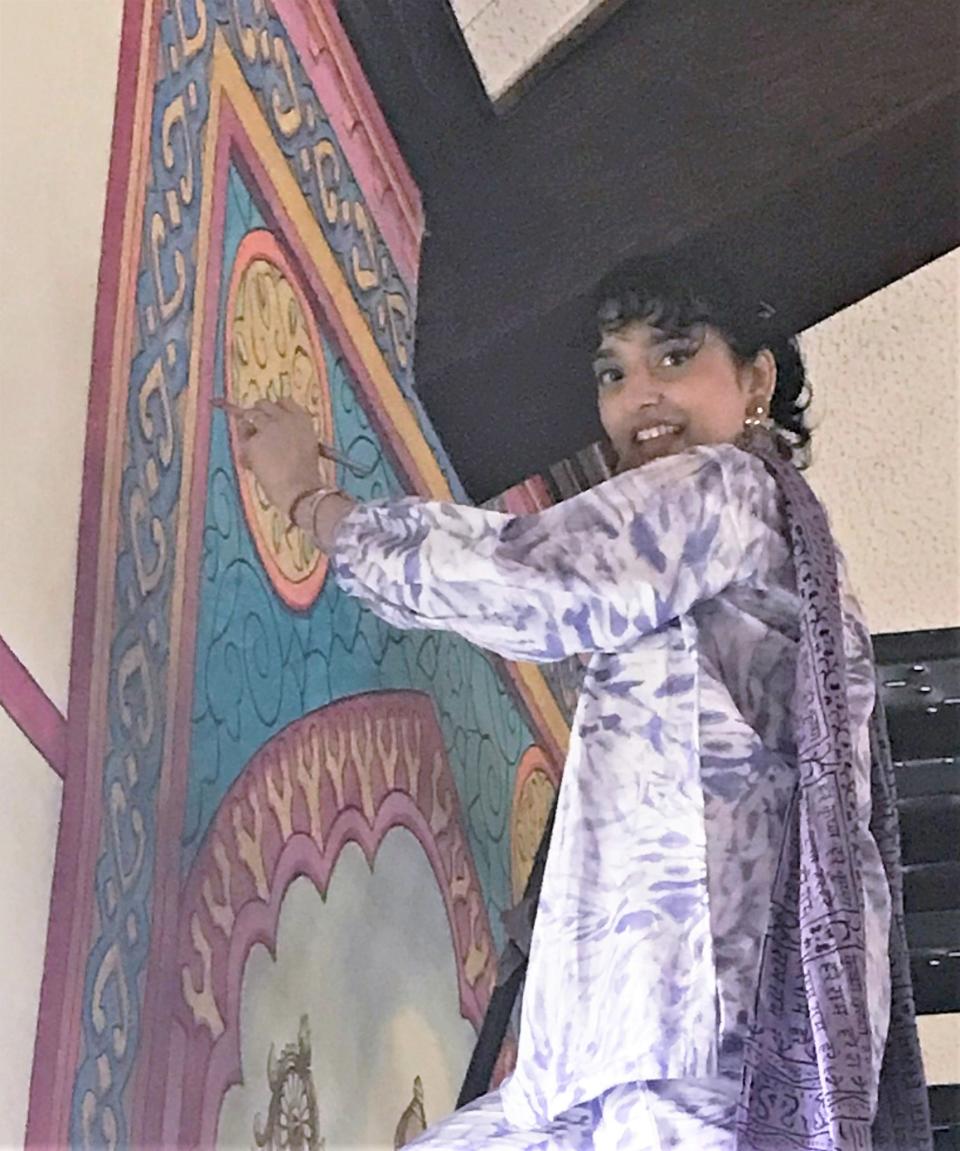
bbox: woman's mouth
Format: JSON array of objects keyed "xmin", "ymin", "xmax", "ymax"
[
  {"xmin": 615, "ymin": 423, "xmax": 685, "ymax": 471},
  {"xmin": 634, "ymin": 424, "xmax": 680, "ymax": 444}
]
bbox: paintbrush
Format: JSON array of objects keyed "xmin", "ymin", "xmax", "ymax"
[{"xmin": 210, "ymin": 396, "xmax": 375, "ymax": 478}]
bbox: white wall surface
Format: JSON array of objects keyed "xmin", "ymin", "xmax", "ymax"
[
  {"xmin": 448, "ymin": 0, "xmax": 619, "ymax": 102},
  {"xmin": 803, "ymin": 248, "xmax": 960, "ymax": 634},
  {"xmin": 0, "ymin": 710, "xmax": 63, "ymax": 1148},
  {"xmin": 0, "ymin": 0, "xmax": 123, "ymax": 713}
]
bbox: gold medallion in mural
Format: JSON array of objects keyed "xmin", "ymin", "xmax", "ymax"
[
  {"xmin": 226, "ymin": 230, "xmax": 335, "ymax": 610},
  {"xmin": 510, "ymin": 747, "xmax": 559, "ymax": 903}
]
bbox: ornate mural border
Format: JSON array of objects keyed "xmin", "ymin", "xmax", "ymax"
[
  {"xmin": 273, "ymin": 0, "xmax": 423, "ymax": 288},
  {"xmin": 28, "ymin": 4, "xmax": 568, "ymax": 1147},
  {"xmin": 135, "ymin": 35, "xmax": 461, "ymax": 1144}
]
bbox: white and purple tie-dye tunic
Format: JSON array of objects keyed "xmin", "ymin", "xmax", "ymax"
[{"xmin": 331, "ymin": 444, "xmax": 891, "ymax": 1141}]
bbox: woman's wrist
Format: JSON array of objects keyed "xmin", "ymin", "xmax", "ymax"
[
  {"xmin": 288, "ymin": 486, "xmax": 332, "ymax": 526},
  {"xmin": 289, "ymin": 486, "xmax": 356, "ymax": 553}
]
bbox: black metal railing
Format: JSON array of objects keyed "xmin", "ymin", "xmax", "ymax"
[{"xmin": 875, "ymin": 628, "xmax": 960, "ymax": 1149}]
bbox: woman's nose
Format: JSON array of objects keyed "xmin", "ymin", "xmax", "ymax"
[{"xmin": 617, "ymin": 369, "xmax": 662, "ymax": 411}]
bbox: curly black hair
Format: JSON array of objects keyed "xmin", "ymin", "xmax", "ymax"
[{"xmin": 594, "ymin": 260, "xmax": 812, "ymax": 468}]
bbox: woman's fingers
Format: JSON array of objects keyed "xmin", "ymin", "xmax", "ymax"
[
  {"xmin": 224, "ymin": 404, "xmax": 268, "ymax": 436},
  {"xmin": 221, "ymin": 396, "xmax": 320, "ymax": 511},
  {"xmin": 234, "ymin": 418, "xmax": 262, "ymax": 443},
  {"xmin": 224, "ymin": 397, "xmax": 310, "ymax": 424}
]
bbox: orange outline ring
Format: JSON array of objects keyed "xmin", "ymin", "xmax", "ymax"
[{"xmin": 225, "ymin": 230, "xmax": 335, "ymax": 610}]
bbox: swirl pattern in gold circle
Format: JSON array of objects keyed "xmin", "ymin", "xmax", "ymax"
[
  {"xmin": 226, "ymin": 231, "xmax": 334, "ymax": 609},
  {"xmin": 510, "ymin": 748, "xmax": 559, "ymax": 903}
]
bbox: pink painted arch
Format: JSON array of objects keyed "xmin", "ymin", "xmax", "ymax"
[{"xmin": 170, "ymin": 689, "xmax": 498, "ymax": 1147}]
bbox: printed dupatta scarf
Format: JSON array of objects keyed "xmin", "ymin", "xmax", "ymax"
[{"xmin": 739, "ymin": 435, "xmax": 932, "ymax": 1151}]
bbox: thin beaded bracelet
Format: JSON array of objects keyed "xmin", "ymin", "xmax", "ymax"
[{"xmin": 288, "ymin": 486, "xmax": 337, "ymax": 529}]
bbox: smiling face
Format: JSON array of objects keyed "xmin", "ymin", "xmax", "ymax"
[{"xmin": 593, "ymin": 319, "xmax": 776, "ymax": 472}]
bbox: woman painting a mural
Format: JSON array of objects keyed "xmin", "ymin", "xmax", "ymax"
[{"xmin": 230, "ymin": 265, "xmax": 931, "ymax": 1150}]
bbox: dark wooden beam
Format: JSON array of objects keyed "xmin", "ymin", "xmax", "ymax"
[
  {"xmin": 341, "ymin": 0, "xmax": 960, "ymax": 500},
  {"xmin": 419, "ymin": 87, "xmax": 958, "ymax": 499}
]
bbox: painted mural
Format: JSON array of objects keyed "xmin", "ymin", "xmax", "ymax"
[{"xmin": 27, "ymin": 2, "xmax": 568, "ymax": 1147}]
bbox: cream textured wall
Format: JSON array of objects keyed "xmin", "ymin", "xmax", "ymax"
[
  {"xmin": 917, "ymin": 1014, "xmax": 960, "ymax": 1086},
  {"xmin": 0, "ymin": 711, "xmax": 63, "ymax": 1148},
  {"xmin": 448, "ymin": 0, "xmax": 619, "ymax": 102},
  {"xmin": 0, "ymin": 2, "xmax": 123, "ymax": 1144},
  {"xmin": 803, "ymin": 248, "xmax": 960, "ymax": 634},
  {"xmin": 0, "ymin": 0, "xmax": 123, "ymax": 713}
]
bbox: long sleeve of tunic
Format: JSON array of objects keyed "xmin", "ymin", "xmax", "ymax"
[
  {"xmin": 329, "ymin": 444, "xmax": 892, "ymax": 1126},
  {"xmin": 331, "ymin": 446, "xmax": 772, "ymax": 660}
]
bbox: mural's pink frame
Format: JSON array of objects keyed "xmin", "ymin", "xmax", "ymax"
[{"xmin": 25, "ymin": 1, "xmax": 427, "ymax": 1144}]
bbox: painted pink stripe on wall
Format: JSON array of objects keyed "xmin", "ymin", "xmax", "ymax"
[{"xmin": 0, "ymin": 635, "xmax": 68, "ymax": 778}]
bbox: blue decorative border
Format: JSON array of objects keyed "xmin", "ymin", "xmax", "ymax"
[{"xmin": 70, "ymin": 2, "xmax": 471, "ymax": 1142}]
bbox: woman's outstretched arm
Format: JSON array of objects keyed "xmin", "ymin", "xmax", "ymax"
[
  {"xmin": 233, "ymin": 399, "xmax": 775, "ymax": 663},
  {"xmin": 328, "ymin": 447, "xmax": 774, "ymax": 661}
]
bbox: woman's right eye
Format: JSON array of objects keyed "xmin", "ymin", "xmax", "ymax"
[
  {"xmin": 659, "ymin": 342, "xmax": 697, "ymax": 369},
  {"xmin": 594, "ymin": 365, "xmax": 623, "ymax": 389}
]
